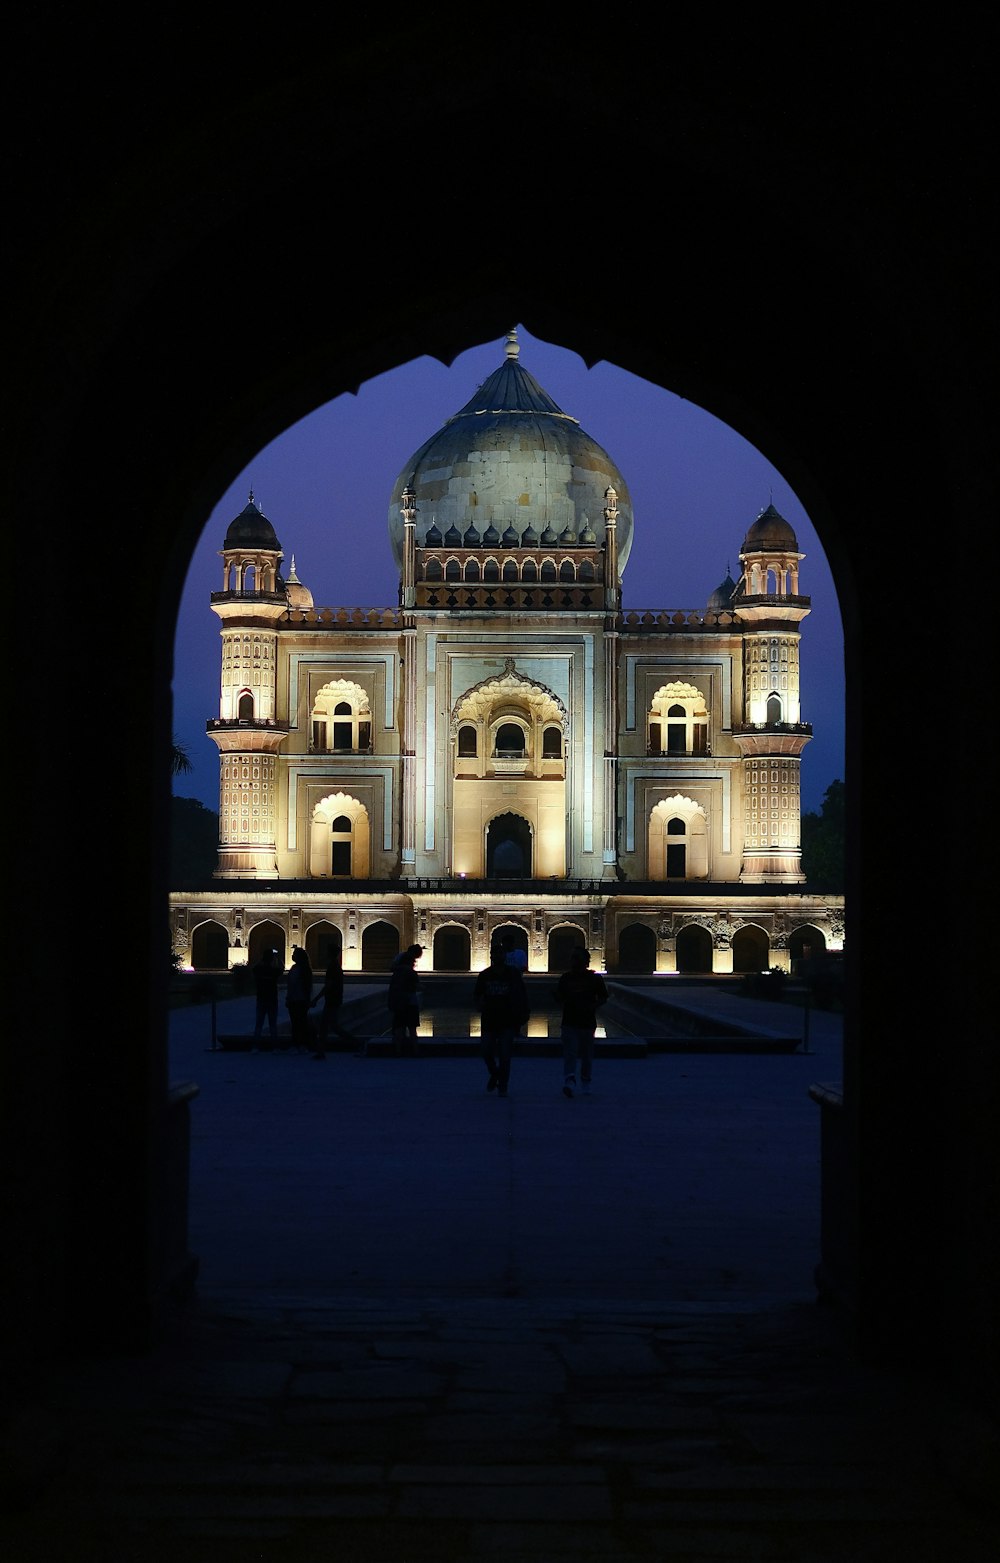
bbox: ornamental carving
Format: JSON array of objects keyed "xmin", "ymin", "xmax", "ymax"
[{"xmin": 451, "ymin": 658, "xmax": 568, "ymax": 734}]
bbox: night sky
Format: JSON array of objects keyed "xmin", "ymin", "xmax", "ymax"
[{"xmin": 171, "ymin": 327, "xmax": 844, "ymax": 818}]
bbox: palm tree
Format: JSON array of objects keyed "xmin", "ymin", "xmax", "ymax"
[{"xmin": 171, "ymin": 739, "xmax": 193, "ymax": 776}]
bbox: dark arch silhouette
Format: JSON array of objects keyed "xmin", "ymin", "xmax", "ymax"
[
  {"xmin": 433, "ymin": 924, "xmax": 471, "ymax": 971},
  {"xmin": 305, "ymin": 921, "xmax": 342, "ymax": 970},
  {"xmin": 247, "ymin": 920, "xmax": 286, "ymax": 967},
  {"xmin": 732, "ymin": 925, "xmax": 769, "ymax": 975},
  {"xmin": 361, "ymin": 921, "xmax": 400, "ymax": 972},
  {"xmin": 617, "ymin": 922, "xmax": 656, "ymax": 974},
  {"xmin": 191, "ymin": 920, "xmax": 230, "ymax": 971},
  {"xmin": 548, "ymin": 925, "xmax": 587, "ymax": 973},
  {"xmin": 676, "ymin": 923, "xmax": 712, "ymax": 975},
  {"xmin": 11, "ymin": 28, "xmax": 992, "ymax": 1398}
]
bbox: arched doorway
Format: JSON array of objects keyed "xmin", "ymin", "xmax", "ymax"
[
  {"xmin": 548, "ymin": 925, "xmax": 587, "ymax": 973},
  {"xmin": 790, "ymin": 925, "xmax": 826, "ymax": 969},
  {"xmin": 191, "ymin": 920, "xmax": 230, "ymax": 970},
  {"xmin": 486, "ymin": 813, "xmax": 532, "ymax": 878},
  {"xmin": 617, "ymin": 922, "xmax": 656, "ymax": 974},
  {"xmin": 433, "ymin": 924, "xmax": 471, "ymax": 971},
  {"xmin": 676, "ymin": 922, "xmax": 713, "ymax": 974},
  {"xmin": 732, "ymin": 925, "xmax": 769, "ymax": 974},
  {"xmin": 492, "ymin": 921, "xmax": 529, "ymax": 963},
  {"xmin": 247, "ymin": 919, "xmax": 285, "ymax": 967},
  {"xmin": 306, "ymin": 921, "xmax": 342, "ymax": 970},
  {"xmin": 361, "ymin": 920, "xmax": 400, "ymax": 972}
]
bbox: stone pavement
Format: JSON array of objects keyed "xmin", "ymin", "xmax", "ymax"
[{"xmin": 4, "ymin": 985, "xmax": 998, "ymax": 1561}]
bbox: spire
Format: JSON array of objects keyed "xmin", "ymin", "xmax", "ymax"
[{"xmin": 504, "ymin": 327, "xmax": 519, "ymax": 361}]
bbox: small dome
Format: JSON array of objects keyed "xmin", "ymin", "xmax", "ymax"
[
  {"xmin": 540, "ymin": 523, "xmax": 557, "ymax": 545},
  {"xmin": 522, "ymin": 522, "xmax": 539, "ymax": 545},
  {"xmin": 741, "ymin": 502, "xmax": 799, "ymax": 553},
  {"xmin": 224, "ymin": 494, "xmax": 281, "ymax": 551},
  {"xmin": 425, "ymin": 521, "xmax": 442, "ymax": 546},
  {"xmin": 502, "ymin": 523, "xmax": 519, "ymax": 546},
  {"xmin": 483, "ymin": 522, "xmax": 500, "ymax": 545},
  {"xmin": 463, "ymin": 522, "xmax": 481, "ymax": 546},
  {"xmin": 707, "ymin": 572, "xmax": 738, "ymax": 610},
  {"xmin": 284, "ymin": 556, "xmax": 313, "ymax": 610},
  {"xmin": 444, "ymin": 523, "xmax": 462, "ymax": 546}
]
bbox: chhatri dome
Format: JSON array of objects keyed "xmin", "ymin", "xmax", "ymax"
[
  {"xmin": 388, "ymin": 329, "xmax": 634, "ymax": 573},
  {"xmin": 223, "ymin": 491, "xmax": 281, "ymax": 551}
]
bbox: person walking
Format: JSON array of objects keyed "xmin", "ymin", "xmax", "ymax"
[
  {"xmin": 309, "ymin": 947, "xmax": 353, "ymax": 1058},
  {"xmin": 387, "ymin": 945, "xmax": 422, "ymax": 1055},
  {"xmin": 251, "ymin": 948, "xmax": 281, "ymax": 1048},
  {"xmin": 556, "ymin": 946, "xmax": 608, "ymax": 1097},
  {"xmin": 473, "ymin": 947, "xmax": 529, "ymax": 1098},
  {"xmin": 284, "ymin": 945, "xmax": 314, "ymax": 1053}
]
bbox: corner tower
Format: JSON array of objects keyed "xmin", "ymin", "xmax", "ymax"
[
  {"xmin": 206, "ymin": 495, "xmax": 290, "ymax": 878},
  {"xmin": 732, "ymin": 503, "xmax": 812, "ymax": 883}
]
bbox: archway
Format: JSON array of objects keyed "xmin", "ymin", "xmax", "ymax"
[
  {"xmin": 790, "ymin": 924, "xmax": 827, "ymax": 968},
  {"xmin": 492, "ymin": 921, "xmax": 529, "ymax": 962},
  {"xmin": 617, "ymin": 922, "xmax": 656, "ymax": 974},
  {"xmin": 433, "ymin": 924, "xmax": 471, "ymax": 971},
  {"xmin": 361, "ymin": 920, "xmax": 400, "ymax": 972},
  {"xmin": 247, "ymin": 919, "xmax": 286, "ymax": 967},
  {"xmin": 306, "ymin": 921, "xmax": 342, "ymax": 970},
  {"xmin": 732, "ymin": 925, "xmax": 769, "ymax": 974},
  {"xmin": 191, "ymin": 920, "xmax": 229, "ymax": 970},
  {"xmin": 676, "ymin": 922, "xmax": 713, "ymax": 974},
  {"xmin": 548, "ymin": 924, "xmax": 587, "ymax": 973},
  {"xmin": 486, "ymin": 813, "xmax": 532, "ymax": 878},
  {"xmin": 15, "ymin": 21, "xmax": 995, "ymax": 1411}
]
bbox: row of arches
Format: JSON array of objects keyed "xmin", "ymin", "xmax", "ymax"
[
  {"xmin": 189, "ymin": 916, "xmax": 586, "ymax": 973},
  {"xmin": 306, "ymin": 802, "xmax": 710, "ymax": 881},
  {"xmin": 424, "ymin": 556, "xmax": 598, "ymax": 584},
  {"xmin": 187, "ymin": 916, "xmax": 827, "ymax": 974}
]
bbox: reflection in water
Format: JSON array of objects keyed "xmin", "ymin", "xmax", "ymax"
[{"xmin": 410, "ymin": 1007, "xmax": 628, "ymax": 1039}]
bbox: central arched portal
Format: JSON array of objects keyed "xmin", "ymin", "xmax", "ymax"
[{"xmin": 486, "ymin": 812, "xmax": 532, "ymax": 879}]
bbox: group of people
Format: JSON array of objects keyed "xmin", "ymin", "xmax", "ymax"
[
  {"xmin": 251, "ymin": 945, "xmax": 356, "ymax": 1059},
  {"xmin": 251, "ymin": 934, "xmax": 610, "ymax": 1096},
  {"xmin": 473, "ymin": 934, "xmax": 608, "ymax": 1098}
]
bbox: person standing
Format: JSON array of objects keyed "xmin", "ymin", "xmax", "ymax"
[
  {"xmin": 251, "ymin": 948, "xmax": 280, "ymax": 1048},
  {"xmin": 309, "ymin": 947, "xmax": 353, "ymax": 1058},
  {"xmin": 500, "ymin": 930, "xmax": 528, "ymax": 973},
  {"xmin": 284, "ymin": 945, "xmax": 314, "ymax": 1054},
  {"xmin": 387, "ymin": 945, "xmax": 422, "ymax": 1055},
  {"xmin": 473, "ymin": 947, "xmax": 529, "ymax": 1098},
  {"xmin": 556, "ymin": 947, "xmax": 608, "ymax": 1097}
]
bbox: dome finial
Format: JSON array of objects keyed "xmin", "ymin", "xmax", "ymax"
[{"xmin": 505, "ymin": 327, "xmax": 519, "ymax": 361}]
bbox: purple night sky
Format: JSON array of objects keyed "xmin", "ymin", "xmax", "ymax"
[{"xmin": 171, "ymin": 327, "xmax": 844, "ymax": 817}]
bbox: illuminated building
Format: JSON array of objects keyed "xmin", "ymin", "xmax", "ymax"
[{"xmin": 170, "ymin": 331, "xmax": 843, "ymax": 974}]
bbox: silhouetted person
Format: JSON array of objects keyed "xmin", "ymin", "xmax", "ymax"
[
  {"xmin": 474, "ymin": 948, "xmax": 529, "ymax": 1098},
  {"xmin": 500, "ymin": 930, "xmax": 528, "ymax": 973},
  {"xmin": 557, "ymin": 946, "xmax": 608, "ymax": 1097},
  {"xmin": 387, "ymin": 945, "xmax": 422, "ymax": 1055},
  {"xmin": 310, "ymin": 947, "xmax": 353, "ymax": 1058},
  {"xmin": 251, "ymin": 948, "xmax": 280, "ymax": 1047},
  {"xmin": 285, "ymin": 945, "xmax": 313, "ymax": 1053}
]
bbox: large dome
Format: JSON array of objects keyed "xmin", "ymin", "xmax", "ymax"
[{"xmin": 387, "ymin": 331, "xmax": 634, "ymax": 573}]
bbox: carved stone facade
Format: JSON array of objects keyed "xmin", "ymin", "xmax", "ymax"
[{"xmin": 170, "ymin": 333, "xmax": 843, "ymax": 975}]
